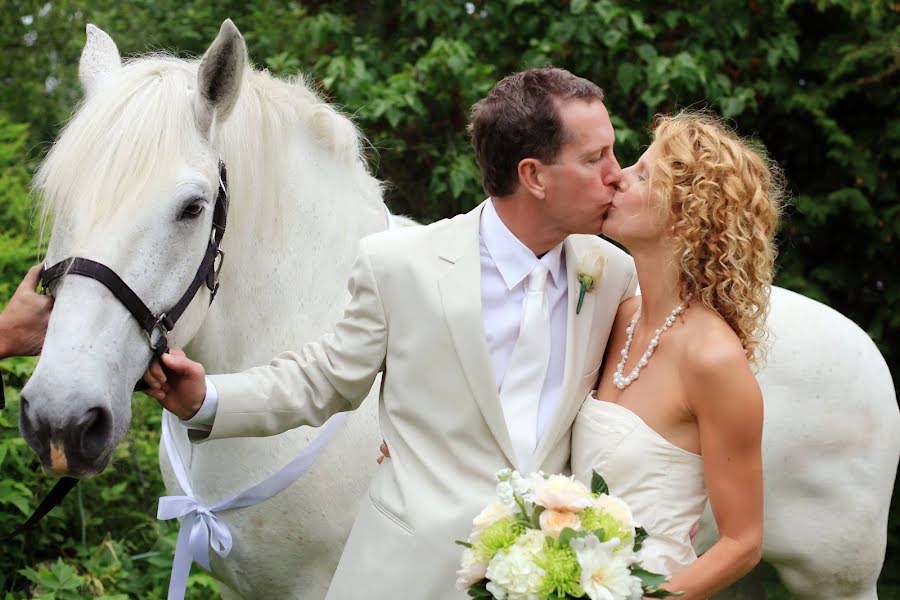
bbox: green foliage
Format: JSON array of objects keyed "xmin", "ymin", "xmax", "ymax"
[
  {"xmin": 0, "ymin": 0, "xmax": 897, "ymax": 595},
  {"xmin": 0, "ymin": 386, "xmax": 217, "ymax": 598},
  {"xmin": 0, "ymin": 114, "xmax": 41, "ymax": 302}
]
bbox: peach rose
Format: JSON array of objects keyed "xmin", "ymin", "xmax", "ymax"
[{"xmin": 539, "ymin": 509, "xmax": 582, "ymax": 539}]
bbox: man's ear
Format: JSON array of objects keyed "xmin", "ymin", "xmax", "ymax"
[{"xmin": 517, "ymin": 158, "xmax": 547, "ymax": 199}]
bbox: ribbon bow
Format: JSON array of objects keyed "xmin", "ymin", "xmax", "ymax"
[
  {"xmin": 157, "ymin": 409, "xmax": 347, "ymax": 599},
  {"xmin": 158, "ymin": 495, "xmax": 233, "ymax": 573}
]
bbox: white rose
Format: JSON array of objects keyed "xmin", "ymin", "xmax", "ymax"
[
  {"xmin": 472, "ymin": 501, "xmax": 517, "ymax": 537},
  {"xmin": 578, "ymin": 250, "xmax": 607, "ymax": 286},
  {"xmin": 528, "ymin": 473, "xmax": 593, "ymax": 512},
  {"xmin": 592, "ymin": 493, "xmax": 636, "ymax": 530}
]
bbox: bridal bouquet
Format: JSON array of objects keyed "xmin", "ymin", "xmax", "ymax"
[{"xmin": 455, "ymin": 469, "xmax": 677, "ymax": 600}]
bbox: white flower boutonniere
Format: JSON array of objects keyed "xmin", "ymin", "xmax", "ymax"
[{"xmin": 576, "ymin": 251, "xmax": 607, "ymax": 315}]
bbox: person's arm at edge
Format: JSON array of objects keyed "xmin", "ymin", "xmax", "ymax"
[{"xmin": 0, "ymin": 265, "xmax": 53, "ymax": 359}]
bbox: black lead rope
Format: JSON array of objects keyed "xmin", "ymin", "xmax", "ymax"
[
  {"xmin": 0, "ymin": 477, "xmax": 78, "ymax": 541},
  {"xmin": 2, "ymin": 161, "xmax": 228, "ymax": 542}
]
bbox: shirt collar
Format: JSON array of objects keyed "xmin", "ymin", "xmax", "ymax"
[{"xmin": 480, "ymin": 198, "xmax": 564, "ymax": 290}]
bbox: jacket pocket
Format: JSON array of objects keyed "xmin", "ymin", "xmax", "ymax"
[{"xmin": 368, "ymin": 492, "xmax": 414, "ymax": 535}]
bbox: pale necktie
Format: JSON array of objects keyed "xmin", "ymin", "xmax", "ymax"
[{"xmin": 500, "ymin": 262, "xmax": 551, "ymax": 471}]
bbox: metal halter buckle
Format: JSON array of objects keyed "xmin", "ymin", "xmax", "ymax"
[{"xmin": 145, "ymin": 312, "xmax": 170, "ymax": 351}]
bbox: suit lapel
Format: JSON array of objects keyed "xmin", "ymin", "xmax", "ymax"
[
  {"xmin": 532, "ymin": 237, "xmax": 597, "ymax": 467},
  {"xmin": 437, "ymin": 204, "xmax": 518, "ymax": 466}
]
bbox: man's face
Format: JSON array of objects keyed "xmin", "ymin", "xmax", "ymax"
[{"xmin": 539, "ymin": 100, "xmax": 621, "ymax": 236}]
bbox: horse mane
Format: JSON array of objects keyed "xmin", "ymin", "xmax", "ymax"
[{"xmin": 35, "ymin": 53, "xmax": 382, "ymax": 246}]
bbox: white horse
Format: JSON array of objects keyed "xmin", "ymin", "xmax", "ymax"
[
  {"xmin": 22, "ymin": 20, "xmax": 385, "ymax": 598},
  {"xmin": 699, "ymin": 286, "xmax": 898, "ymax": 599},
  {"xmin": 18, "ymin": 20, "xmax": 899, "ymax": 600}
]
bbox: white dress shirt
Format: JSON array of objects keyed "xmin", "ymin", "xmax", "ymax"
[
  {"xmin": 187, "ymin": 199, "xmax": 569, "ymax": 441},
  {"xmin": 479, "ymin": 199, "xmax": 568, "ymax": 445}
]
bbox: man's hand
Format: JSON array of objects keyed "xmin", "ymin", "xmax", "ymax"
[
  {"xmin": 0, "ymin": 265, "xmax": 54, "ymax": 359},
  {"xmin": 143, "ymin": 347, "xmax": 207, "ymax": 421}
]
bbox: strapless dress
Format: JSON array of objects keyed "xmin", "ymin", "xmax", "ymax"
[{"xmin": 571, "ymin": 394, "xmax": 707, "ymax": 576}]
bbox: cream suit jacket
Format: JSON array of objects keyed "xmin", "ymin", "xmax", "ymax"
[{"xmin": 200, "ymin": 202, "xmax": 638, "ymax": 599}]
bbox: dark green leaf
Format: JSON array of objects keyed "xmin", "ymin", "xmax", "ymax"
[{"xmin": 590, "ymin": 471, "xmax": 608, "ymax": 496}]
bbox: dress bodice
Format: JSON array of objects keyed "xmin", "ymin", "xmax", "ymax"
[{"xmin": 571, "ymin": 395, "xmax": 707, "ymax": 577}]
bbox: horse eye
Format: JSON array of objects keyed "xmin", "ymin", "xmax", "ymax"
[{"xmin": 179, "ymin": 200, "xmax": 205, "ymax": 220}]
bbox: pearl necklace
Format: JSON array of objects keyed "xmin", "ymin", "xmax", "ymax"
[{"xmin": 613, "ymin": 298, "xmax": 690, "ymax": 390}]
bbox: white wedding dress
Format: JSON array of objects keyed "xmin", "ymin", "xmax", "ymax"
[{"xmin": 571, "ymin": 394, "xmax": 708, "ymax": 577}]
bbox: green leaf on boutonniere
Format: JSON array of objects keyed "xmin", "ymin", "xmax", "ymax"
[
  {"xmin": 590, "ymin": 470, "xmax": 608, "ymax": 495},
  {"xmin": 455, "ymin": 539, "xmax": 473, "ymax": 548}
]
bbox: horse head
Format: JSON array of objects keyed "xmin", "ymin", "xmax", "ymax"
[{"xmin": 20, "ymin": 20, "xmax": 248, "ymax": 477}]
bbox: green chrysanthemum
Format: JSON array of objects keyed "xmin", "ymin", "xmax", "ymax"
[
  {"xmin": 535, "ymin": 541, "xmax": 584, "ymax": 598},
  {"xmin": 473, "ymin": 516, "xmax": 525, "ymax": 564},
  {"xmin": 580, "ymin": 507, "xmax": 633, "ymax": 550}
]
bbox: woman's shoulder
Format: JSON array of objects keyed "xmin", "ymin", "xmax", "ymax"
[
  {"xmin": 680, "ymin": 305, "xmax": 746, "ymax": 365},
  {"xmin": 678, "ymin": 305, "xmax": 761, "ymax": 413}
]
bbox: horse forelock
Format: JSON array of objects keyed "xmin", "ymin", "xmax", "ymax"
[{"xmin": 35, "ymin": 52, "xmax": 382, "ymax": 251}]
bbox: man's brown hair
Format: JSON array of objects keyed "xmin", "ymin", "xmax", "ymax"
[{"xmin": 468, "ymin": 67, "xmax": 605, "ymax": 197}]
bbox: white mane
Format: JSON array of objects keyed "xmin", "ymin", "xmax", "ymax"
[{"xmin": 35, "ymin": 54, "xmax": 383, "ymax": 247}]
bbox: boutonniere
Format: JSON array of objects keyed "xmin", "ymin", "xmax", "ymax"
[{"xmin": 576, "ymin": 251, "xmax": 607, "ymax": 315}]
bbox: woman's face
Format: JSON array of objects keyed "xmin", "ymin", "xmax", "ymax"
[{"xmin": 601, "ymin": 141, "xmax": 667, "ymax": 246}]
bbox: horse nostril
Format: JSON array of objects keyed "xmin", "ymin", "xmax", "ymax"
[
  {"xmin": 77, "ymin": 407, "xmax": 113, "ymax": 460},
  {"xmin": 18, "ymin": 393, "xmax": 44, "ymax": 440}
]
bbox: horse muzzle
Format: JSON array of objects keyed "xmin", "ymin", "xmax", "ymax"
[{"xmin": 19, "ymin": 385, "xmax": 117, "ymax": 478}]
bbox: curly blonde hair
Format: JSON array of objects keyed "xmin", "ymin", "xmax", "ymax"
[{"xmin": 651, "ymin": 111, "xmax": 786, "ymax": 366}]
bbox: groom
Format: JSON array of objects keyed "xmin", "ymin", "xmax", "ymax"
[{"xmin": 146, "ymin": 67, "xmax": 637, "ymax": 599}]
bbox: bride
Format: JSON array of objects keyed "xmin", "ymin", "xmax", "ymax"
[{"xmin": 572, "ymin": 111, "xmax": 783, "ymax": 599}]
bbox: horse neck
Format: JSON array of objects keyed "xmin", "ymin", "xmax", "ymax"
[{"xmin": 188, "ymin": 109, "xmax": 387, "ymax": 372}]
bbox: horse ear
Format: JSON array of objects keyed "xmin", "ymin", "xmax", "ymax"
[
  {"xmin": 196, "ymin": 19, "xmax": 248, "ymax": 136},
  {"xmin": 79, "ymin": 24, "xmax": 122, "ymax": 98}
]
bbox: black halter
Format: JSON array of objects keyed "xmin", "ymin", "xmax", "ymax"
[
  {"xmin": 1, "ymin": 161, "xmax": 229, "ymax": 542},
  {"xmin": 40, "ymin": 160, "xmax": 229, "ymax": 360}
]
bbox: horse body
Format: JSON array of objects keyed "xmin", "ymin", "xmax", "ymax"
[
  {"xmin": 698, "ymin": 285, "xmax": 898, "ymax": 599},
  {"xmin": 18, "ymin": 20, "xmax": 898, "ymax": 600},
  {"xmin": 756, "ymin": 286, "xmax": 896, "ymax": 598}
]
